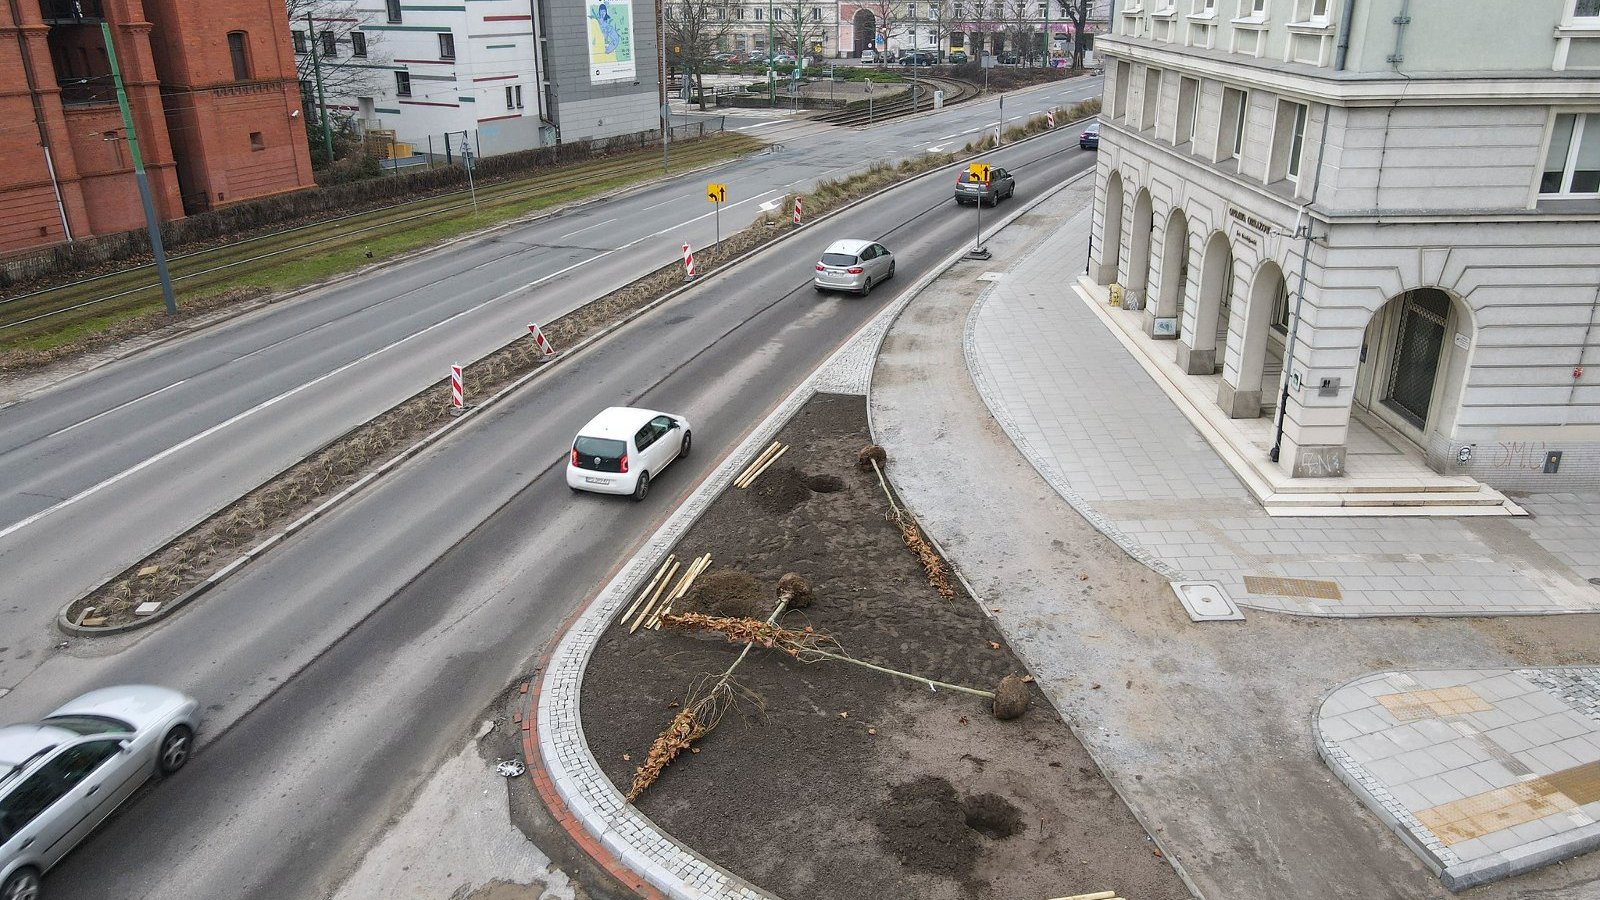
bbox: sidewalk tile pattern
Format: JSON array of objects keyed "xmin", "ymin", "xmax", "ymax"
[
  {"xmin": 961, "ymin": 202, "xmax": 1600, "ymax": 618},
  {"xmin": 1316, "ymin": 668, "xmax": 1600, "ymax": 890}
]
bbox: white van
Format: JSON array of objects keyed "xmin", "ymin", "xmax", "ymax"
[{"xmin": 566, "ymin": 406, "xmax": 692, "ymax": 500}]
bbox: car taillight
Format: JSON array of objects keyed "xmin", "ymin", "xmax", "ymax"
[
  {"xmin": 619, "ymin": 454, "xmax": 629, "ymax": 473},
  {"xmin": 848, "ymin": 266, "xmax": 863, "ymax": 274},
  {"xmin": 816, "ymin": 263, "xmax": 825, "ymax": 271},
  {"xmin": 571, "ymin": 448, "xmax": 579, "ymax": 466}
]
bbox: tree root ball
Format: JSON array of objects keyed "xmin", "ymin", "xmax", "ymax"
[
  {"xmin": 991, "ymin": 674, "xmax": 1029, "ymax": 721},
  {"xmin": 857, "ymin": 444, "xmax": 888, "ymax": 470},
  {"xmin": 777, "ymin": 572, "xmax": 813, "ymax": 609}
]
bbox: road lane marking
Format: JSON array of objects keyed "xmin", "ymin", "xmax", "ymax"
[
  {"xmin": 734, "ymin": 120, "xmax": 781, "ymax": 131},
  {"xmin": 625, "ymin": 190, "xmax": 781, "ymax": 245},
  {"xmin": 44, "ymin": 380, "xmax": 187, "ymax": 440},
  {"xmin": 560, "ymin": 217, "xmax": 617, "ymax": 239},
  {"xmin": 926, "ymin": 144, "xmax": 948, "ymax": 153},
  {"xmin": 0, "ymin": 251, "xmax": 612, "ymax": 542},
  {"xmin": 640, "ymin": 196, "xmax": 686, "ymax": 211}
]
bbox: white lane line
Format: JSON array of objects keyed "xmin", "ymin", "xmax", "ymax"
[
  {"xmin": 624, "ymin": 190, "xmax": 781, "ymax": 245},
  {"xmin": 0, "ymin": 250, "xmax": 612, "ymax": 542},
  {"xmin": 926, "ymin": 144, "xmax": 948, "ymax": 153},
  {"xmin": 939, "ymin": 133, "xmax": 958, "ymax": 140},
  {"xmin": 734, "ymin": 120, "xmax": 782, "ymax": 131},
  {"xmin": 235, "ymin": 321, "xmax": 335, "ymax": 362},
  {"xmin": 44, "ymin": 381, "xmax": 187, "ymax": 440},
  {"xmin": 560, "ymin": 217, "xmax": 617, "ymax": 239},
  {"xmin": 640, "ymin": 195, "xmax": 686, "ymax": 212}
]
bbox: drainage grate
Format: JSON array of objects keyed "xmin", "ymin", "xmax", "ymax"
[{"xmin": 1243, "ymin": 575, "xmax": 1343, "ymax": 601}]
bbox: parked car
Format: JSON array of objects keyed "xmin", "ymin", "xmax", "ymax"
[
  {"xmin": 900, "ymin": 50, "xmax": 936, "ymax": 66},
  {"xmin": 769, "ymin": 53, "xmax": 796, "ymax": 67},
  {"xmin": 1079, "ymin": 121, "xmax": 1100, "ymax": 150},
  {"xmin": 813, "ymin": 238, "xmax": 895, "ymax": 296},
  {"xmin": 710, "ymin": 51, "xmax": 741, "ymax": 65},
  {"xmin": 567, "ymin": 407, "xmax": 691, "ymax": 501},
  {"xmin": 954, "ymin": 167, "xmax": 1016, "ymax": 206},
  {"xmin": 947, "ymin": 49, "xmax": 969, "ymax": 64},
  {"xmin": 860, "ymin": 48, "xmax": 878, "ymax": 63},
  {"xmin": 997, "ymin": 51, "xmax": 1021, "ymax": 65},
  {"xmin": 0, "ymin": 685, "xmax": 200, "ymax": 900}
]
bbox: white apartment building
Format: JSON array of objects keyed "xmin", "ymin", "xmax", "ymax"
[
  {"xmin": 719, "ymin": 0, "xmax": 838, "ymax": 57},
  {"xmin": 1090, "ymin": 0, "xmax": 1600, "ymax": 489}
]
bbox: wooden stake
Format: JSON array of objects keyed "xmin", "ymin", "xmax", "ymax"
[
  {"xmin": 619, "ymin": 554, "xmax": 674, "ymax": 628},
  {"xmin": 630, "ymin": 559, "xmax": 679, "ymax": 633},
  {"xmin": 1046, "ymin": 893, "xmax": 1119, "ymax": 900},
  {"xmin": 652, "ymin": 554, "xmax": 709, "ymax": 629},
  {"xmin": 739, "ymin": 445, "xmax": 788, "ymax": 489},
  {"xmin": 734, "ymin": 442, "xmax": 782, "ymax": 487}
]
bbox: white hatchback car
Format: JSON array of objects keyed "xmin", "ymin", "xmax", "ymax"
[
  {"xmin": 1, "ymin": 685, "xmax": 200, "ymax": 900},
  {"xmin": 813, "ymin": 238, "xmax": 895, "ymax": 295},
  {"xmin": 566, "ymin": 406, "xmax": 691, "ymax": 501}
]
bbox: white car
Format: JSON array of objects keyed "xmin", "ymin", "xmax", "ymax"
[
  {"xmin": 566, "ymin": 406, "xmax": 692, "ymax": 501},
  {"xmin": 1, "ymin": 685, "xmax": 200, "ymax": 900},
  {"xmin": 813, "ymin": 238, "xmax": 895, "ymax": 295},
  {"xmin": 861, "ymin": 48, "xmax": 878, "ymax": 64}
]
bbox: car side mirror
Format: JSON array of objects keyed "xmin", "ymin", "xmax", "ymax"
[{"xmin": 669, "ymin": 420, "xmax": 681, "ymax": 429}]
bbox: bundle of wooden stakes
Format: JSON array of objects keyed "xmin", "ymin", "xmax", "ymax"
[
  {"xmin": 619, "ymin": 553, "xmax": 712, "ymax": 633},
  {"xmin": 734, "ymin": 441, "xmax": 788, "ymax": 489},
  {"xmin": 1047, "ymin": 892, "xmax": 1124, "ymax": 900}
]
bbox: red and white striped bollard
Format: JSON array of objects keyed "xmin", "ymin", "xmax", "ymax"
[
  {"xmin": 528, "ymin": 322, "xmax": 556, "ymax": 357},
  {"xmin": 682, "ymin": 243, "xmax": 696, "ymax": 280},
  {"xmin": 793, "ymin": 196, "xmax": 803, "ymax": 226},
  {"xmin": 1046, "ymin": 109, "xmax": 1056, "ymax": 129},
  {"xmin": 450, "ymin": 363, "xmax": 464, "ymax": 413}
]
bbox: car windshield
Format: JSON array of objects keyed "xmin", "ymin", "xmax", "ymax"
[
  {"xmin": 42, "ymin": 715, "xmax": 134, "ymax": 735},
  {"xmin": 821, "ymin": 252, "xmax": 858, "ymax": 266},
  {"xmin": 574, "ymin": 436, "xmax": 626, "ymax": 460}
]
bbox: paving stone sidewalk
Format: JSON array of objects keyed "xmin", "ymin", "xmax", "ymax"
[
  {"xmin": 963, "ymin": 201, "xmax": 1600, "ymax": 617},
  {"xmin": 1317, "ymin": 667, "xmax": 1600, "ymax": 890}
]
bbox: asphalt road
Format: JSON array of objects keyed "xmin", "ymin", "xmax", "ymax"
[
  {"xmin": 0, "ymin": 77, "xmax": 1102, "ymax": 699},
  {"xmin": 27, "ymin": 122, "xmax": 1099, "ymax": 899}
]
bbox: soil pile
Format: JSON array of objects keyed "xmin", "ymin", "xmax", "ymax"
[
  {"xmin": 750, "ymin": 466, "xmax": 813, "ymax": 514},
  {"xmin": 679, "ymin": 570, "xmax": 766, "ymax": 619}
]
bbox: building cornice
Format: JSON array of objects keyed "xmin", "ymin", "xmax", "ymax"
[{"xmin": 1101, "ymin": 36, "xmax": 1600, "ymax": 105}]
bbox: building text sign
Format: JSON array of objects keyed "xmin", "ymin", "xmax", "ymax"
[{"xmin": 1227, "ymin": 205, "xmax": 1273, "ymax": 235}]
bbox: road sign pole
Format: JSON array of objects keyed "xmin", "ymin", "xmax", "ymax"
[{"xmin": 715, "ymin": 201, "xmax": 720, "ymax": 243}]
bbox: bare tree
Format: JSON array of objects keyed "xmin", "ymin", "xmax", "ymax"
[
  {"xmin": 770, "ymin": 0, "xmax": 829, "ymax": 64},
  {"xmin": 286, "ymin": 0, "xmax": 387, "ymax": 161},
  {"xmin": 1000, "ymin": 0, "xmax": 1041, "ymax": 64},
  {"xmin": 860, "ymin": 0, "xmax": 908, "ymax": 61},
  {"xmin": 954, "ymin": 0, "xmax": 997, "ymax": 58},
  {"xmin": 666, "ymin": 0, "xmax": 739, "ymax": 106},
  {"xmin": 1056, "ymin": 0, "xmax": 1091, "ymax": 70},
  {"xmin": 916, "ymin": 0, "xmax": 955, "ymax": 60}
]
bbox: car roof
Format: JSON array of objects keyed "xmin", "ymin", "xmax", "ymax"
[
  {"xmin": 822, "ymin": 238, "xmax": 874, "ymax": 255},
  {"xmin": 576, "ymin": 406, "xmax": 671, "ymax": 440},
  {"xmin": 0, "ymin": 723, "xmax": 75, "ymax": 772}
]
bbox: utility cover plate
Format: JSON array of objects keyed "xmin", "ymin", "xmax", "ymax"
[
  {"xmin": 1171, "ymin": 581, "xmax": 1244, "ymax": 622},
  {"xmin": 977, "ymin": 272, "xmax": 1005, "ymax": 282},
  {"xmin": 134, "ymin": 601, "xmax": 162, "ymax": 616}
]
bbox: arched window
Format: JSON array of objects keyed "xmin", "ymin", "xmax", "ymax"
[{"xmin": 228, "ymin": 31, "xmax": 251, "ymax": 81}]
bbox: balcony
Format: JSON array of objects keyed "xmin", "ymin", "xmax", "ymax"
[{"xmin": 41, "ymin": 0, "xmax": 105, "ymax": 24}]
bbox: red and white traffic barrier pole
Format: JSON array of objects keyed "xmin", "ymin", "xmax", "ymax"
[
  {"xmin": 1046, "ymin": 109, "xmax": 1056, "ymax": 129},
  {"xmin": 450, "ymin": 363, "xmax": 464, "ymax": 413},
  {"xmin": 528, "ymin": 322, "xmax": 556, "ymax": 357},
  {"xmin": 793, "ymin": 196, "xmax": 803, "ymax": 226},
  {"xmin": 682, "ymin": 243, "xmax": 696, "ymax": 280}
]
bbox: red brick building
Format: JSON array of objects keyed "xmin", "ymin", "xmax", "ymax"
[{"xmin": 1, "ymin": 0, "xmax": 314, "ymax": 255}]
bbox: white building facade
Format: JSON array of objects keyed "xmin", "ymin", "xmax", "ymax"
[{"xmin": 1090, "ymin": 0, "xmax": 1600, "ymax": 490}]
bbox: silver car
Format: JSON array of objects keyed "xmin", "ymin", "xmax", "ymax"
[
  {"xmin": 1, "ymin": 685, "xmax": 200, "ymax": 900},
  {"xmin": 813, "ymin": 238, "xmax": 895, "ymax": 296}
]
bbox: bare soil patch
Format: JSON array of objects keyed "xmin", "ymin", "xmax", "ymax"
[{"xmin": 579, "ymin": 393, "xmax": 1188, "ymax": 900}]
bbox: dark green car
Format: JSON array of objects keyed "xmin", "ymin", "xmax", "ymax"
[{"xmin": 948, "ymin": 49, "xmax": 969, "ymax": 64}]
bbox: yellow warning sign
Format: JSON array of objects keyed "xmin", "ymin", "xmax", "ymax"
[
  {"xmin": 967, "ymin": 163, "xmax": 990, "ymax": 183},
  {"xmin": 707, "ymin": 183, "xmax": 727, "ymax": 203}
]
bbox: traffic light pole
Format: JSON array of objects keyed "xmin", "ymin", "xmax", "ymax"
[{"xmin": 101, "ymin": 21, "xmax": 176, "ymax": 315}]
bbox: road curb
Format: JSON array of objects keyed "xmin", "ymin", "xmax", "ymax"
[{"xmin": 57, "ymin": 104, "xmax": 1101, "ymax": 637}]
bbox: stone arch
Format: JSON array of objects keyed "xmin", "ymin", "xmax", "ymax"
[
  {"xmin": 1354, "ymin": 286, "xmax": 1476, "ymax": 449},
  {"xmin": 1219, "ymin": 260, "xmax": 1286, "ymax": 418},
  {"xmin": 1124, "ymin": 187, "xmax": 1153, "ymax": 304},
  {"xmin": 1152, "ymin": 206, "xmax": 1188, "ymax": 335},
  {"xmin": 1098, "ymin": 169, "xmax": 1123, "ymax": 284},
  {"xmin": 852, "ymin": 9, "xmax": 876, "ymax": 54},
  {"xmin": 1180, "ymin": 230, "xmax": 1232, "ymax": 375}
]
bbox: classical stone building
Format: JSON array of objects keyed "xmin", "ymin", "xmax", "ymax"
[
  {"xmin": 1090, "ymin": 0, "xmax": 1600, "ymax": 490},
  {"xmin": 1, "ymin": 0, "xmax": 314, "ymax": 253}
]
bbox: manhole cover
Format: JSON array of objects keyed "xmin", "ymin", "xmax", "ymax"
[{"xmin": 1171, "ymin": 581, "xmax": 1244, "ymax": 622}]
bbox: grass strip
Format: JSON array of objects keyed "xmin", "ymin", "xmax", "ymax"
[{"xmin": 64, "ymin": 97, "xmax": 1100, "ymax": 629}]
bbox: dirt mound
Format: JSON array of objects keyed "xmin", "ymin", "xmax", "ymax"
[
  {"xmin": 875, "ymin": 776, "xmax": 981, "ymax": 878},
  {"xmin": 962, "ymin": 793, "xmax": 1024, "ymax": 839},
  {"xmin": 680, "ymin": 569, "xmax": 766, "ymax": 619},
  {"xmin": 803, "ymin": 474, "xmax": 845, "ymax": 493},
  {"xmin": 750, "ymin": 466, "xmax": 812, "ymax": 514}
]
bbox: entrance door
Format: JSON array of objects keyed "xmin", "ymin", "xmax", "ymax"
[{"xmin": 1383, "ymin": 289, "xmax": 1451, "ymax": 428}]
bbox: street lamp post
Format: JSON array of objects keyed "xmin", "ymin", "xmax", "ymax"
[{"xmin": 768, "ymin": 0, "xmax": 776, "ymax": 107}]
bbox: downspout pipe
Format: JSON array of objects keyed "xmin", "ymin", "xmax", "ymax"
[
  {"xmin": 1269, "ymin": 105, "xmax": 1332, "ymax": 465},
  {"xmin": 8, "ymin": 0, "xmax": 74, "ymax": 241},
  {"xmin": 1334, "ymin": 0, "xmax": 1356, "ymax": 71}
]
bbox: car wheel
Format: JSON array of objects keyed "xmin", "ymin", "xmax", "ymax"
[
  {"xmin": 158, "ymin": 724, "xmax": 193, "ymax": 775},
  {"xmin": 887, "ymin": 261, "xmax": 896, "ymax": 279},
  {"xmin": 678, "ymin": 431, "xmax": 692, "ymax": 460},
  {"xmin": 632, "ymin": 471, "xmax": 651, "ymax": 501},
  {"xmin": 1, "ymin": 869, "xmax": 41, "ymax": 900},
  {"xmin": 860, "ymin": 277, "xmax": 873, "ymax": 297}
]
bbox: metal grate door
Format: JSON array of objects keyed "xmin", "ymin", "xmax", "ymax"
[{"xmin": 1384, "ymin": 289, "xmax": 1451, "ymax": 428}]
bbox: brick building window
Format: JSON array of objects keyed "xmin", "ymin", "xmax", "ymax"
[
  {"xmin": 395, "ymin": 70, "xmax": 412, "ymax": 97},
  {"xmin": 292, "ymin": 30, "xmax": 307, "ymax": 54},
  {"xmin": 439, "ymin": 32, "xmax": 455, "ymax": 59},
  {"xmin": 386, "ymin": 0, "xmax": 402, "ymax": 23},
  {"xmin": 320, "ymin": 31, "xmax": 337, "ymax": 58},
  {"xmin": 228, "ymin": 32, "xmax": 251, "ymax": 80},
  {"xmin": 352, "ymin": 32, "xmax": 367, "ymax": 57},
  {"xmin": 250, "ymin": 131, "xmax": 265, "ymax": 151}
]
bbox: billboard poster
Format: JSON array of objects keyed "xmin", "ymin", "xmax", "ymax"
[{"xmin": 587, "ymin": 0, "xmax": 636, "ymax": 83}]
